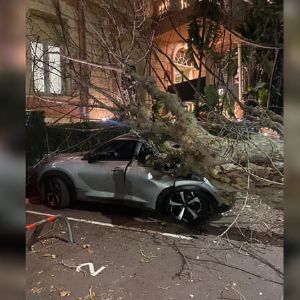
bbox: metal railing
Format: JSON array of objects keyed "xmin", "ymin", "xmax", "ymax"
[{"xmin": 26, "ymin": 214, "xmax": 74, "ymax": 251}]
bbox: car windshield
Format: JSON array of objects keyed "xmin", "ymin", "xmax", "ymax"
[{"xmin": 84, "ymin": 139, "xmax": 138, "ymax": 161}]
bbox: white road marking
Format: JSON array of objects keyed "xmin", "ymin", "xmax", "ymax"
[
  {"xmin": 26, "ymin": 210, "xmax": 193, "ymax": 241},
  {"xmin": 76, "ymin": 263, "xmax": 107, "ymax": 276}
]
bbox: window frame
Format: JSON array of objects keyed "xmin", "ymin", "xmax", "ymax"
[
  {"xmin": 135, "ymin": 141, "xmax": 155, "ymax": 164},
  {"xmin": 92, "ymin": 139, "xmax": 139, "ymax": 162},
  {"xmin": 30, "ymin": 40, "xmax": 66, "ymax": 96}
]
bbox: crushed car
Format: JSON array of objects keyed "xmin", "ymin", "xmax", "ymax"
[{"xmin": 31, "ymin": 132, "xmax": 230, "ymax": 224}]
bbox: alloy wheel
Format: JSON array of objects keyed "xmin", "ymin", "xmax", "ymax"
[
  {"xmin": 46, "ymin": 178, "xmax": 62, "ymax": 208},
  {"xmin": 169, "ymin": 191, "xmax": 202, "ymax": 223}
]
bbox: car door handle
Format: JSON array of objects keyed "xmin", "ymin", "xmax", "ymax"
[{"xmin": 112, "ymin": 167, "xmax": 125, "ymax": 172}]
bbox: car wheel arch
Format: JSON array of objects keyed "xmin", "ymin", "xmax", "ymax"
[
  {"xmin": 155, "ymin": 186, "xmax": 174, "ymax": 214},
  {"xmin": 39, "ymin": 170, "xmax": 77, "ymax": 202}
]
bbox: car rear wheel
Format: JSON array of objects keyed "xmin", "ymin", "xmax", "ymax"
[
  {"xmin": 41, "ymin": 176, "xmax": 71, "ymax": 209},
  {"xmin": 166, "ymin": 188, "xmax": 209, "ymax": 224}
]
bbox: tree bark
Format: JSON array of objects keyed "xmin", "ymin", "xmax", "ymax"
[{"xmin": 131, "ymin": 73, "xmax": 283, "ymax": 178}]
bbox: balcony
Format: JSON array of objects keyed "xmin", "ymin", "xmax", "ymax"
[
  {"xmin": 153, "ymin": 0, "xmax": 248, "ymax": 23},
  {"xmin": 153, "ymin": 0, "xmax": 194, "ymax": 19},
  {"xmin": 167, "ymin": 77, "xmax": 206, "ymax": 102},
  {"xmin": 153, "ymin": 0, "xmax": 249, "ymax": 36}
]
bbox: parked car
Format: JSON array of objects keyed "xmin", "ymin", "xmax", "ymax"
[{"xmin": 32, "ymin": 132, "xmax": 229, "ymax": 224}]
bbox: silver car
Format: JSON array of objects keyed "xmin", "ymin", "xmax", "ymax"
[{"xmin": 34, "ymin": 133, "xmax": 229, "ymax": 224}]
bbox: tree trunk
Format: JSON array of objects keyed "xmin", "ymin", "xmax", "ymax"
[{"xmin": 131, "ymin": 73, "xmax": 284, "ymax": 179}]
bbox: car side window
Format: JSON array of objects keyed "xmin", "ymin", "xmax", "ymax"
[
  {"xmin": 137, "ymin": 142, "xmax": 154, "ymax": 164},
  {"xmin": 94, "ymin": 140, "xmax": 137, "ymax": 161}
]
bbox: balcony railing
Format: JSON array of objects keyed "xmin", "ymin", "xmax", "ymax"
[
  {"xmin": 153, "ymin": 0, "xmax": 194, "ymax": 18},
  {"xmin": 153, "ymin": 0, "xmax": 248, "ymax": 23}
]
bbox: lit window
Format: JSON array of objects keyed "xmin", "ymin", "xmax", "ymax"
[
  {"xmin": 173, "ymin": 46, "xmax": 194, "ymax": 83},
  {"xmin": 31, "ymin": 42, "xmax": 45, "ymax": 93},
  {"xmin": 31, "ymin": 41, "xmax": 63, "ymax": 94},
  {"xmin": 48, "ymin": 45, "xmax": 62, "ymax": 94},
  {"xmin": 158, "ymin": 0, "xmax": 170, "ymax": 15},
  {"xmin": 181, "ymin": 0, "xmax": 189, "ymax": 9},
  {"xmin": 174, "ymin": 48, "xmax": 192, "ymax": 66}
]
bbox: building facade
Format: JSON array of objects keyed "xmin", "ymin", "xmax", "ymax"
[{"xmin": 26, "ymin": 0, "xmax": 247, "ymax": 123}]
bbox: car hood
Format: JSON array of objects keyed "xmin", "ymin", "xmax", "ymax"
[
  {"xmin": 34, "ymin": 152, "xmax": 86, "ymax": 169},
  {"xmin": 49, "ymin": 152, "xmax": 86, "ymax": 162}
]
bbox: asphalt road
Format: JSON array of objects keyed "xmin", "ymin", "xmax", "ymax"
[
  {"xmin": 26, "ymin": 198, "xmax": 203, "ymax": 237},
  {"xmin": 26, "ymin": 199, "xmax": 283, "ymax": 300}
]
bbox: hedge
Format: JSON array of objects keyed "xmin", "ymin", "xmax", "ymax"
[{"xmin": 26, "ymin": 111, "xmax": 130, "ymax": 167}]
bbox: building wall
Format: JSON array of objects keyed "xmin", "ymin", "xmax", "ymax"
[
  {"xmin": 26, "ymin": 0, "xmax": 116, "ymax": 123},
  {"xmin": 26, "ymin": 0, "xmax": 245, "ymax": 123},
  {"xmin": 152, "ymin": 38, "xmax": 208, "ymax": 91}
]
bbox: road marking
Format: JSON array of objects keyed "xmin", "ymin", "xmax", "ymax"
[
  {"xmin": 26, "ymin": 210, "xmax": 193, "ymax": 241},
  {"xmin": 76, "ymin": 263, "xmax": 107, "ymax": 276}
]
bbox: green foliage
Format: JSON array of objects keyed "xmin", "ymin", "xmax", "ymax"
[
  {"xmin": 26, "ymin": 111, "xmax": 47, "ymax": 167},
  {"xmin": 187, "ymin": 17, "xmax": 203, "ymax": 66},
  {"xmin": 223, "ymin": 93, "xmax": 235, "ymax": 118},
  {"xmin": 198, "ymin": 103, "xmax": 210, "ymax": 112},
  {"xmin": 152, "ymin": 100, "xmax": 163, "ymax": 116},
  {"xmin": 239, "ymin": 0, "xmax": 283, "ymax": 109},
  {"xmin": 258, "ymin": 87, "xmax": 268, "ymax": 107},
  {"xmin": 187, "ymin": 0, "xmax": 226, "ymax": 93},
  {"xmin": 240, "ymin": 0, "xmax": 283, "ymax": 45},
  {"xmin": 46, "ymin": 122, "xmax": 129, "ymax": 154},
  {"xmin": 245, "ymin": 83, "xmax": 268, "ymax": 107},
  {"xmin": 217, "ymin": 50, "xmax": 238, "ymax": 78},
  {"xmin": 26, "ymin": 116, "xmax": 130, "ymax": 167},
  {"xmin": 187, "ymin": 17, "xmax": 222, "ymax": 66},
  {"xmin": 205, "ymin": 22, "xmax": 222, "ymax": 55},
  {"xmin": 187, "ymin": 0, "xmax": 224, "ymax": 61},
  {"xmin": 195, "ymin": 0, "xmax": 225, "ymax": 22},
  {"xmin": 204, "ymin": 85, "xmax": 219, "ymax": 108}
]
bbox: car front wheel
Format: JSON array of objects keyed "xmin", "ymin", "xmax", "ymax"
[
  {"xmin": 41, "ymin": 176, "xmax": 71, "ymax": 209},
  {"xmin": 166, "ymin": 188, "xmax": 209, "ymax": 224}
]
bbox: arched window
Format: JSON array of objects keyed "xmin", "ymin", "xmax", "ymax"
[
  {"xmin": 158, "ymin": 0, "xmax": 170, "ymax": 16},
  {"xmin": 173, "ymin": 46, "xmax": 194, "ymax": 83},
  {"xmin": 180, "ymin": 0, "xmax": 189, "ymax": 9},
  {"xmin": 174, "ymin": 47, "xmax": 192, "ymax": 67}
]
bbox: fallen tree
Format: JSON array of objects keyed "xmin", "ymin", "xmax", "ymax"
[
  {"xmin": 60, "ymin": 53, "xmax": 283, "ymax": 199},
  {"xmin": 131, "ymin": 73, "xmax": 283, "ymax": 179},
  {"xmin": 28, "ymin": 0, "xmax": 284, "ymax": 205}
]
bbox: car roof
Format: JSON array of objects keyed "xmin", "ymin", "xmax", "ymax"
[
  {"xmin": 113, "ymin": 132, "xmax": 178, "ymax": 145},
  {"xmin": 113, "ymin": 132, "xmax": 143, "ymax": 141}
]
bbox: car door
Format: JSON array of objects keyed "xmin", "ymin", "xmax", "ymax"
[
  {"xmin": 78, "ymin": 139, "xmax": 138, "ymax": 200},
  {"xmin": 124, "ymin": 142, "xmax": 172, "ymax": 209}
]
